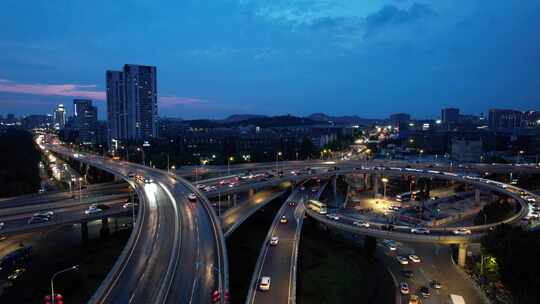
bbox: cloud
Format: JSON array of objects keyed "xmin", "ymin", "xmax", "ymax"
[
  {"xmin": 158, "ymin": 96, "xmax": 211, "ymax": 107},
  {"xmin": 364, "ymin": 3, "xmax": 435, "ymax": 37},
  {"xmin": 0, "ymin": 79, "xmax": 105, "ymax": 100}
]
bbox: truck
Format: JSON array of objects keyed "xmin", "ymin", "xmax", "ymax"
[{"xmin": 448, "ymin": 294, "xmax": 465, "ymax": 304}]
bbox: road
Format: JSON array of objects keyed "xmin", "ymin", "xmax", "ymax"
[
  {"xmin": 221, "ymin": 189, "xmax": 286, "ymax": 237},
  {"xmin": 40, "ymin": 135, "xmax": 228, "ymax": 304},
  {"xmin": 248, "ymin": 180, "xmax": 327, "ymax": 304},
  {"xmin": 381, "ymin": 242, "xmax": 484, "ymax": 304}
]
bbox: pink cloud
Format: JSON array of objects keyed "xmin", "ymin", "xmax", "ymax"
[{"xmin": 0, "ymin": 79, "xmax": 105, "ymax": 100}]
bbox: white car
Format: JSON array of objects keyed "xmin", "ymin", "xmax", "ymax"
[
  {"xmin": 326, "ymin": 214, "xmax": 340, "ymax": 221},
  {"xmin": 33, "ymin": 211, "xmax": 54, "ymax": 218},
  {"xmin": 397, "ymin": 256, "xmax": 409, "ymax": 265},
  {"xmin": 188, "ymin": 193, "xmax": 197, "ymax": 202},
  {"xmin": 280, "ymin": 216, "xmax": 288, "ymax": 224},
  {"xmin": 85, "ymin": 205, "xmax": 102, "ymax": 214},
  {"xmin": 269, "ymin": 236, "xmax": 279, "ymax": 246},
  {"xmin": 409, "ymin": 255, "xmax": 421, "ymax": 263},
  {"xmin": 400, "ymin": 282, "xmax": 410, "ymax": 295},
  {"xmin": 353, "ymin": 221, "xmax": 370, "ymax": 228},
  {"xmin": 144, "ymin": 177, "xmax": 154, "ymax": 184},
  {"xmin": 453, "ymin": 228, "xmax": 472, "ymax": 235},
  {"xmin": 411, "ymin": 227, "xmax": 430, "ymax": 234},
  {"xmin": 259, "ymin": 276, "xmax": 271, "ymax": 291},
  {"xmin": 383, "ymin": 240, "xmax": 397, "ymax": 251},
  {"xmin": 122, "ymin": 202, "xmax": 135, "ymax": 209}
]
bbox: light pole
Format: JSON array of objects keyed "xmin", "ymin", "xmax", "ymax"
[
  {"xmin": 382, "ymin": 177, "xmax": 389, "ymax": 199},
  {"xmin": 276, "ymin": 151, "xmax": 282, "ymax": 173},
  {"xmin": 517, "ymin": 150, "xmax": 524, "ymax": 164},
  {"xmin": 51, "ymin": 265, "xmax": 78, "ymax": 304},
  {"xmin": 137, "ymin": 147, "xmax": 145, "ymax": 166},
  {"xmin": 409, "ymin": 179, "xmax": 415, "ymax": 193},
  {"xmin": 419, "ymin": 149, "xmax": 424, "ymax": 161},
  {"xmin": 78, "ymin": 177, "xmax": 83, "ymax": 202},
  {"xmin": 227, "ymin": 156, "xmax": 234, "ymax": 176}
]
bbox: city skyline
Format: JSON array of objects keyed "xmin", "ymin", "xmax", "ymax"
[{"xmin": 1, "ymin": 1, "xmax": 540, "ymax": 119}]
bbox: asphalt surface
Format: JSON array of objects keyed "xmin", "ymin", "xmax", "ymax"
[
  {"xmin": 248, "ymin": 181, "xmax": 327, "ymax": 304},
  {"xmin": 41, "ymin": 138, "xmax": 227, "ymax": 304}
]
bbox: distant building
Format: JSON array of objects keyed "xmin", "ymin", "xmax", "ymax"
[
  {"xmin": 106, "ymin": 64, "xmax": 158, "ymax": 143},
  {"xmin": 488, "ymin": 109, "xmax": 522, "ymax": 130},
  {"xmin": 441, "ymin": 108, "xmax": 460, "ymax": 124},
  {"xmin": 389, "ymin": 113, "xmax": 411, "ymax": 124},
  {"xmin": 522, "ymin": 111, "xmax": 540, "ymax": 128},
  {"xmin": 21, "ymin": 114, "xmax": 53, "ymax": 130},
  {"xmin": 73, "ymin": 99, "xmax": 98, "ymax": 144},
  {"xmin": 54, "ymin": 104, "xmax": 67, "ymax": 130},
  {"xmin": 451, "ymin": 138, "xmax": 483, "ymax": 162}
]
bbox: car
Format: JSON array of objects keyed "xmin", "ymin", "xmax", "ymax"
[
  {"xmin": 400, "ymin": 282, "xmax": 410, "ymax": 295},
  {"xmin": 402, "ymin": 270, "xmax": 414, "ymax": 278},
  {"xmin": 353, "ymin": 221, "xmax": 370, "ymax": 228},
  {"xmin": 419, "ymin": 286, "xmax": 431, "ymax": 298},
  {"xmin": 196, "ymin": 184, "xmax": 206, "ymax": 189},
  {"xmin": 397, "ymin": 256, "xmax": 409, "ymax": 265},
  {"xmin": 144, "ymin": 177, "xmax": 154, "ymax": 184},
  {"xmin": 188, "ymin": 193, "xmax": 197, "ymax": 202},
  {"xmin": 0, "ymin": 222, "xmax": 4, "ymax": 230},
  {"xmin": 408, "ymin": 295, "xmax": 420, "ymax": 304},
  {"xmin": 430, "ymin": 280, "xmax": 442, "ymax": 289},
  {"xmin": 311, "ymin": 187, "xmax": 318, "ymax": 192},
  {"xmin": 269, "ymin": 236, "xmax": 279, "ymax": 246},
  {"xmin": 259, "ymin": 276, "xmax": 271, "ymax": 291},
  {"xmin": 85, "ymin": 205, "xmax": 103, "ymax": 214},
  {"xmin": 280, "ymin": 216, "xmax": 288, "ymax": 224},
  {"xmin": 33, "ymin": 211, "xmax": 54, "ymax": 218},
  {"xmin": 28, "ymin": 216, "xmax": 49, "ymax": 224},
  {"xmin": 128, "ymin": 172, "xmax": 136, "ymax": 179},
  {"xmin": 300, "ymin": 186, "xmax": 306, "ymax": 191},
  {"xmin": 7, "ymin": 268, "xmax": 26, "ymax": 280},
  {"xmin": 409, "ymin": 255, "xmax": 421, "ymax": 263},
  {"xmin": 288, "ymin": 201, "xmax": 296, "ymax": 207},
  {"xmin": 383, "ymin": 240, "xmax": 397, "ymax": 251},
  {"xmin": 411, "ymin": 227, "xmax": 430, "ymax": 234},
  {"xmin": 326, "ymin": 214, "xmax": 340, "ymax": 221},
  {"xmin": 96, "ymin": 204, "xmax": 110, "ymax": 210},
  {"xmin": 453, "ymin": 228, "xmax": 472, "ymax": 235},
  {"xmin": 123, "ymin": 202, "xmax": 136, "ymax": 209}
]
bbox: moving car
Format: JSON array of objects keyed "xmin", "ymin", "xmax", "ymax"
[
  {"xmin": 326, "ymin": 214, "xmax": 340, "ymax": 221},
  {"xmin": 409, "ymin": 255, "xmax": 421, "ymax": 263},
  {"xmin": 430, "ymin": 280, "xmax": 442, "ymax": 289},
  {"xmin": 7, "ymin": 268, "xmax": 26, "ymax": 280},
  {"xmin": 269, "ymin": 236, "xmax": 279, "ymax": 246},
  {"xmin": 0, "ymin": 222, "xmax": 4, "ymax": 230},
  {"xmin": 408, "ymin": 295, "xmax": 420, "ymax": 304},
  {"xmin": 259, "ymin": 276, "xmax": 271, "ymax": 291},
  {"xmin": 411, "ymin": 227, "xmax": 430, "ymax": 234},
  {"xmin": 188, "ymin": 193, "xmax": 197, "ymax": 202},
  {"xmin": 280, "ymin": 216, "xmax": 288, "ymax": 224},
  {"xmin": 419, "ymin": 286, "xmax": 431, "ymax": 298},
  {"xmin": 397, "ymin": 256, "xmax": 409, "ymax": 265},
  {"xmin": 288, "ymin": 201, "xmax": 296, "ymax": 207},
  {"xmin": 28, "ymin": 216, "xmax": 50, "ymax": 224},
  {"xmin": 144, "ymin": 177, "xmax": 154, "ymax": 184},
  {"xmin": 453, "ymin": 228, "xmax": 472, "ymax": 235},
  {"xmin": 400, "ymin": 282, "xmax": 409, "ymax": 295},
  {"xmin": 353, "ymin": 221, "xmax": 370, "ymax": 228},
  {"xmin": 33, "ymin": 211, "xmax": 54, "ymax": 218},
  {"xmin": 402, "ymin": 270, "xmax": 414, "ymax": 278},
  {"xmin": 123, "ymin": 202, "xmax": 136, "ymax": 209},
  {"xmin": 85, "ymin": 204, "xmax": 103, "ymax": 214}
]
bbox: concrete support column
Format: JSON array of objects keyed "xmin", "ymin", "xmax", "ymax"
[
  {"xmin": 373, "ymin": 175, "xmax": 380, "ymax": 198},
  {"xmin": 81, "ymin": 220, "xmax": 88, "ymax": 243},
  {"xmin": 332, "ymin": 175, "xmax": 338, "ymax": 196},
  {"xmin": 248, "ymin": 189, "xmax": 255, "ymax": 198},
  {"xmin": 100, "ymin": 217, "xmax": 110, "ymax": 237},
  {"xmin": 233, "ymin": 193, "xmax": 238, "ymax": 206},
  {"xmin": 364, "ymin": 173, "xmax": 370, "ymax": 190},
  {"xmin": 475, "ymin": 189, "xmax": 481, "ymax": 203},
  {"xmin": 458, "ymin": 243, "xmax": 468, "ymax": 267}
]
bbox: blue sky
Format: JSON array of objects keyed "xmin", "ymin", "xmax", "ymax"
[{"xmin": 1, "ymin": 0, "xmax": 539, "ymax": 120}]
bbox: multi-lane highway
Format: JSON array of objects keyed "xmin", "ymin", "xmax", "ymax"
[
  {"xmin": 39, "ymin": 136, "xmax": 228, "ymax": 304},
  {"xmin": 247, "ymin": 180, "xmax": 327, "ymax": 304}
]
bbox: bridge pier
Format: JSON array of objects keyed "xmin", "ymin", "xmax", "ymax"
[
  {"xmin": 475, "ymin": 189, "xmax": 481, "ymax": 203},
  {"xmin": 81, "ymin": 220, "xmax": 88, "ymax": 243},
  {"xmin": 458, "ymin": 243, "xmax": 468, "ymax": 267},
  {"xmin": 100, "ymin": 217, "xmax": 110, "ymax": 237},
  {"xmin": 249, "ymin": 189, "xmax": 256, "ymax": 198},
  {"xmin": 332, "ymin": 175, "xmax": 337, "ymax": 196},
  {"xmin": 373, "ymin": 175, "xmax": 380, "ymax": 197}
]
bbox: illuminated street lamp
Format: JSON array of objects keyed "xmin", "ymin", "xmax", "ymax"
[
  {"xmin": 276, "ymin": 151, "xmax": 282, "ymax": 172},
  {"xmin": 381, "ymin": 177, "xmax": 389, "ymax": 199},
  {"xmin": 78, "ymin": 177, "xmax": 83, "ymax": 202},
  {"xmin": 517, "ymin": 150, "xmax": 524, "ymax": 164},
  {"xmin": 136, "ymin": 147, "xmax": 145, "ymax": 166},
  {"xmin": 50, "ymin": 265, "xmax": 78, "ymax": 304},
  {"xmin": 227, "ymin": 156, "xmax": 234, "ymax": 176}
]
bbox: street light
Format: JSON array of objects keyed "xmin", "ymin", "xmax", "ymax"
[
  {"xmin": 381, "ymin": 177, "xmax": 389, "ymax": 199},
  {"xmin": 78, "ymin": 177, "xmax": 83, "ymax": 202},
  {"xmin": 136, "ymin": 147, "xmax": 145, "ymax": 166},
  {"xmin": 517, "ymin": 150, "xmax": 524, "ymax": 164},
  {"xmin": 227, "ymin": 156, "xmax": 234, "ymax": 176},
  {"xmin": 276, "ymin": 152, "xmax": 282, "ymax": 172},
  {"xmin": 51, "ymin": 265, "xmax": 78, "ymax": 304}
]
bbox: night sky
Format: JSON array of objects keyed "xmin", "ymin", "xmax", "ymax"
[{"xmin": 1, "ymin": 1, "xmax": 539, "ymax": 120}]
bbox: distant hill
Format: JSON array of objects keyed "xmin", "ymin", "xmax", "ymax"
[
  {"xmin": 221, "ymin": 114, "xmax": 267, "ymax": 122},
  {"xmin": 224, "ymin": 115, "xmax": 326, "ymax": 128},
  {"xmin": 308, "ymin": 113, "xmax": 382, "ymax": 125}
]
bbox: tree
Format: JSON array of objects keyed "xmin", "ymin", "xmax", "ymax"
[
  {"xmin": 299, "ymin": 136, "xmax": 316, "ymax": 159},
  {"xmin": 474, "ymin": 199, "xmax": 514, "ymax": 225}
]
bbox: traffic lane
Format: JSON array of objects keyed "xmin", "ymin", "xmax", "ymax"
[
  {"xmin": 0, "ymin": 198, "xmax": 131, "ymax": 229},
  {"xmin": 411, "ymin": 243, "xmax": 484, "ymax": 304},
  {"xmin": 253, "ymin": 200, "xmax": 300, "ymax": 304}
]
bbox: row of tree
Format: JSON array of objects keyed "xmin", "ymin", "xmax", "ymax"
[{"xmin": 0, "ymin": 128, "xmax": 41, "ymax": 198}]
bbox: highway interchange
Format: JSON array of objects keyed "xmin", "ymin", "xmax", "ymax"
[{"xmin": 1, "ymin": 134, "xmax": 539, "ymax": 304}]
